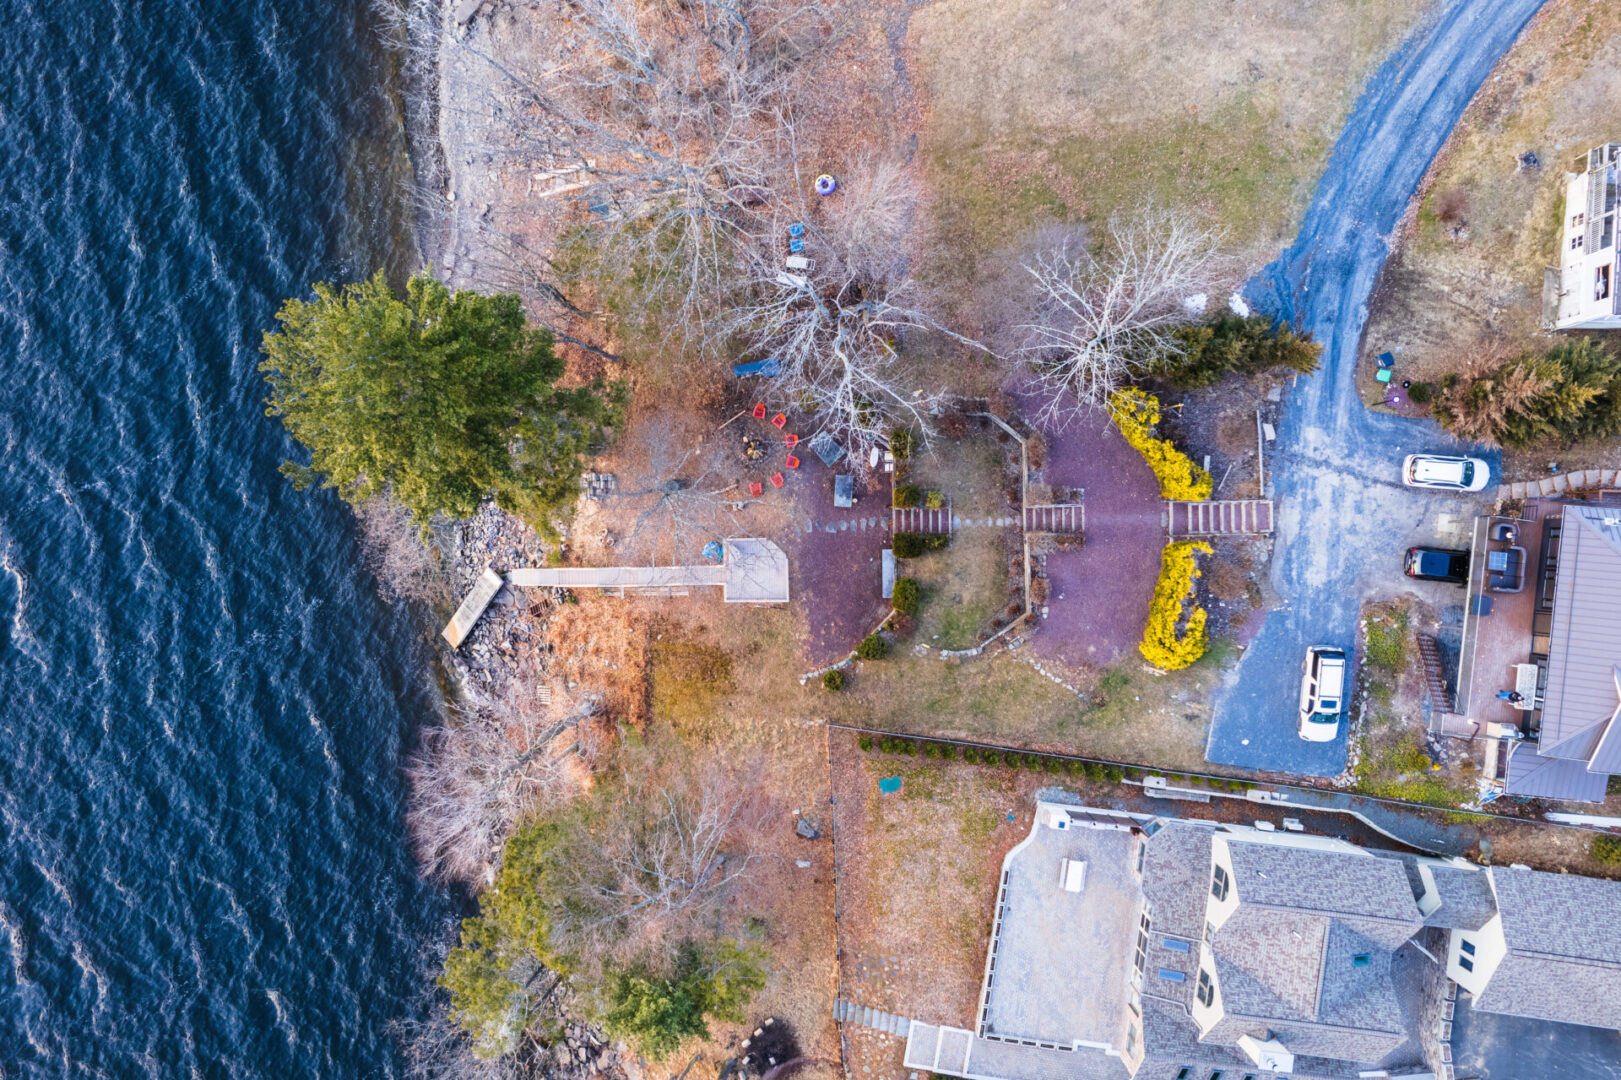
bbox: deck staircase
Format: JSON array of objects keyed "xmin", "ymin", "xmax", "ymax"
[
  {"xmin": 1416, "ymin": 634, "xmax": 1454, "ymax": 714},
  {"xmin": 1023, "ymin": 503, "xmax": 1084, "ymax": 533},
  {"xmin": 834, "ymin": 999, "xmax": 912, "ymax": 1036},
  {"xmin": 892, "ymin": 503, "xmax": 952, "ymax": 534},
  {"xmin": 1167, "ymin": 499, "xmax": 1274, "ymax": 537}
]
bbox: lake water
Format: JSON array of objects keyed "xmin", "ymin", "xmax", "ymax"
[{"xmin": 0, "ymin": 0, "xmax": 451, "ymax": 1074}]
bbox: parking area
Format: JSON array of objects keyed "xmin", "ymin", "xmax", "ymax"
[
  {"xmin": 1451, "ymin": 989, "xmax": 1621, "ymax": 1079},
  {"xmin": 1206, "ymin": 421, "xmax": 1496, "ymax": 776}
]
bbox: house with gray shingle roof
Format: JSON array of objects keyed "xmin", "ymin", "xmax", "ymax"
[
  {"xmin": 1446, "ymin": 864, "xmax": 1621, "ymax": 1029},
  {"xmin": 903, "ymin": 803, "xmax": 1621, "ymax": 1080}
]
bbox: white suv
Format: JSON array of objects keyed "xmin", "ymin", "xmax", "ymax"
[
  {"xmin": 1401, "ymin": 454, "xmax": 1490, "ymax": 492},
  {"xmin": 1298, "ymin": 647, "xmax": 1347, "ymax": 742}
]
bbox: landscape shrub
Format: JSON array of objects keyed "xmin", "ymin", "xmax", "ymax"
[
  {"xmin": 856, "ymin": 634, "xmax": 889, "ymax": 660},
  {"xmin": 1151, "ymin": 314, "xmax": 1322, "ymax": 389},
  {"xmin": 901, "ymin": 740, "xmax": 918, "ymax": 756},
  {"xmin": 924, "ymin": 742, "xmax": 941, "ymax": 759},
  {"xmin": 858, "ymin": 735, "xmax": 872, "ymax": 751},
  {"xmin": 894, "ymin": 484, "xmax": 922, "ymax": 509},
  {"xmin": 880, "ymin": 737, "xmax": 898, "ymax": 753},
  {"xmin": 981, "ymin": 750, "xmax": 1001, "ymax": 767},
  {"xmin": 925, "ymin": 490, "xmax": 945, "ymax": 510},
  {"xmin": 1407, "ymin": 381, "xmax": 1433, "ymax": 405},
  {"xmin": 892, "ymin": 577, "xmax": 921, "ymax": 616},
  {"xmin": 963, "ymin": 747, "xmax": 981, "ymax": 764},
  {"xmin": 1043, "ymin": 757, "xmax": 1063, "ymax": 774},
  {"xmin": 1432, "ymin": 339, "xmax": 1621, "ymax": 447},
  {"xmin": 1109, "ymin": 389, "xmax": 1213, "ymax": 500},
  {"xmin": 602, "ymin": 941, "xmax": 764, "ymax": 1058},
  {"xmin": 942, "ymin": 744, "xmax": 958, "ymax": 761},
  {"xmin": 1102, "ymin": 765, "xmax": 1124, "ymax": 783},
  {"xmin": 889, "ymin": 427, "xmax": 915, "ymax": 460},
  {"xmin": 923, "ymin": 533, "xmax": 950, "ymax": 552},
  {"xmin": 1064, "ymin": 760, "xmax": 1083, "ymax": 777},
  {"xmin": 892, "ymin": 533, "xmax": 925, "ymax": 558},
  {"xmin": 1593, "ymin": 834, "xmax": 1621, "ymax": 864},
  {"xmin": 1138, "ymin": 540, "xmax": 1214, "ymax": 671},
  {"xmin": 1364, "ymin": 611, "xmax": 1408, "ymax": 671},
  {"xmin": 823, "ymin": 669, "xmax": 846, "ymax": 693}
]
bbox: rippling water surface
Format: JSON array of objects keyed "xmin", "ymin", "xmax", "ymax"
[{"xmin": 0, "ymin": 1, "xmax": 450, "ymax": 1074}]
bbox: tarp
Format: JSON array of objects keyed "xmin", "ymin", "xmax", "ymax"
[{"xmin": 732, "ymin": 357, "xmax": 781, "ymax": 377}]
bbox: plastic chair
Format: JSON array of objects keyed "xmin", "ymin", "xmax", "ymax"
[
  {"xmin": 770, "ymin": 472, "xmax": 785, "ymax": 488},
  {"xmin": 771, "ymin": 413, "xmax": 787, "ymax": 429},
  {"xmin": 752, "ymin": 403, "xmax": 767, "ymax": 419},
  {"xmin": 786, "ymin": 455, "xmax": 800, "ymax": 469}
]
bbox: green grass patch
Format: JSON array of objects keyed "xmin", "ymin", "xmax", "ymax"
[{"xmin": 650, "ymin": 639, "xmax": 735, "ymax": 727}]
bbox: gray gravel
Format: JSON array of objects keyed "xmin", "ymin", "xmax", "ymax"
[{"xmin": 1208, "ymin": 0, "xmax": 1544, "ymax": 777}]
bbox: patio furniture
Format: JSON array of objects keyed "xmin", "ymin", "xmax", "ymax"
[
  {"xmin": 1488, "ymin": 545, "xmax": 1527, "ymax": 593},
  {"xmin": 1512, "ymin": 662, "xmax": 1540, "ymax": 711},
  {"xmin": 1376, "ymin": 368, "xmax": 1393, "ymax": 384},
  {"xmin": 771, "ymin": 412, "xmax": 787, "ymax": 429},
  {"xmin": 749, "ymin": 482, "xmax": 763, "ymax": 497},
  {"xmin": 770, "ymin": 472, "xmax": 785, "ymax": 488},
  {"xmin": 752, "ymin": 402, "xmax": 767, "ymax": 419},
  {"xmin": 834, "ymin": 474, "xmax": 854, "ymax": 508},
  {"xmin": 785, "ymin": 454, "xmax": 800, "ymax": 469}
]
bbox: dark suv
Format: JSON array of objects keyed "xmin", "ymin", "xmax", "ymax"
[{"xmin": 1404, "ymin": 546, "xmax": 1469, "ymax": 584}]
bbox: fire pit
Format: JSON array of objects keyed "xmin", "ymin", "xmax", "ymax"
[{"xmin": 742, "ymin": 436, "xmax": 767, "ymax": 462}]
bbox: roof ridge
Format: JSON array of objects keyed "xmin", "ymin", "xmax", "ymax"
[
  {"xmin": 1240, "ymin": 900, "xmax": 1417, "ymax": 925},
  {"xmin": 1310, "ymin": 910, "xmax": 1331, "ymax": 1021}
]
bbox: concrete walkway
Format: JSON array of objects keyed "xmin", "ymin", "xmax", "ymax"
[{"xmin": 1210, "ymin": 0, "xmax": 1544, "ymax": 777}]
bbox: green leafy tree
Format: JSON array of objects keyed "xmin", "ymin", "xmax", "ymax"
[
  {"xmin": 603, "ymin": 941, "xmax": 765, "ymax": 1059},
  {"xmin": 260, "ymin": 270, "xmax": 619, "ymax": 528}
]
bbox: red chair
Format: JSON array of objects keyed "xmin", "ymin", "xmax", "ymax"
[
  {"xmin": 749, "ymin": 482, "xmax": 763, "ymax": 497},
  {"xmin": 771, "ymin": 412, "xmax": 787, "ymax": 429},
  {"xmin": 785, "ymin": 455, "xmax": 800, "ymax": 469},
  {"xmin": 770, "ymin": 472, "xmax": 785, "ymax": 488},
  {"xmin": 785, "ymin": 433, "xmax": 799, "ymax": 447},
  {"xmin": 752, "ymin": 403, "xmax": 767, "ymax": 420}
]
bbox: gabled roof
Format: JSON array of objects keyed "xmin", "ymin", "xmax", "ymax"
[
  {"xmin": 1422, "ymin": 864, "xmax": 1498, "ymax": 931},
  {"xmin": 1211, "ymin": 907, "xmax": 1327, "ymax": 1023},
  {"xmin": 1503, "ymin": 742, "xmax": 1610, "ymax": 802},
  {"xmin": 1225, "ymin": 839, "xmax": 1421, "ymax": 926},
  {"xmin": 1538, "ymin": 507, "xmax": 1621, "ymax": 772},
  {"xmin": 1493, "ymin": 865, "xmax": 1621, "ymax": 964},
  {"xmin": 1471, "ymin": 866, "xmax": 1621, "ymax": 1028}
]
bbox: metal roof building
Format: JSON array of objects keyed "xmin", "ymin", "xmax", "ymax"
[{"xmin": 1505, "ymin": 505, "xmax": 1621, "ymax": 801}]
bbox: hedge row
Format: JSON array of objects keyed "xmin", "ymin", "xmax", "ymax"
[
  {"xmin": 1139, "ymin": 540, "xmax": 1213, "ymax": 671},
  {"xmin": 1109, "ymin": 388, "xmax": 1213, "ymax": 501},
  {"xmin": 856, "ymin": 736, "xmax": 1126, "ymax": 782}
]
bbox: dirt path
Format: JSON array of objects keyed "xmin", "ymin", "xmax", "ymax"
[{"xmin": 1210, "ymin": 0, "xmax": 1545, "ymax": 777}]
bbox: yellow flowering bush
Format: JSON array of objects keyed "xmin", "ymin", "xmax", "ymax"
[
  {"xmin": 1109, "ymin": 388, "xmax": 1213, "ymax": 501},
  {"xmin": 1139, "ymin": 540, "xmax": 1213, "ymax": 670}
]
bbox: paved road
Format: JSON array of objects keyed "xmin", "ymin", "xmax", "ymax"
[
  {"xmin": 1451, "ymin": 991, "xmax": 1621, "ymax": 1079},
  {"xmin": 1206, "ymin": 0, "xmax": 1544, "ymax": 776}
]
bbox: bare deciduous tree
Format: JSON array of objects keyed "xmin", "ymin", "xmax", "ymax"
[
  {"xmin": 1019, "ymin": 209, "xmax": 1225, "ymax": 426},
  {"xmin": 355, "ymin": 495, "xmax": 451, "ymax": 605},
  {"xmin": 552, "ymin": 759, "xmax": 767, "ymax": 964},
  {"xmin": 406, "ymin": 681, "xmax": 586, "ymax": 885},
  {"xmin": 394, "ymin": 1008, "xmax": 532, "ymax": 1080},
  {"xmin": 718, "ymin": 155, "xmax": 990, "ymax": 453},
  {"xmin": 609, "ymin": 415, "xmax": 744, "ymax": 565}
]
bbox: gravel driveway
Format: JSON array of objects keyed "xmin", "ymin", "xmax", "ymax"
[{"xmin": 1207, "ymin": 0, "xmax": 1543, "ymax": 776}]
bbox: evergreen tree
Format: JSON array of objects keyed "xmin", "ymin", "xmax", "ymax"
[
  {"xmin": 1152, "ymin": 314, "xmax": 1321, "ymax": 388},
  {"xmin": 260, "ymin": 271, "xmax": 619, "ymax": 528}
]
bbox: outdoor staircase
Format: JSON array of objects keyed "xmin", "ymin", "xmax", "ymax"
[
  {"xmin": 1023, "ymin": 503, "xmax": 1084, "ymax": 533},
  {"xmin": 1166, "ymin": 499, "xmax": 1274, "ymax": 537},
  {"xmin": 1416, "ymin": 634, "xmax": 1455, "ymax": 714},
  {"xmin": 834, "ymin": 998, "xmax": 912, "ymax": 1036},
  {"xmin": 892, "ymin": 503, "xmax": 952, "ymax": 534}
]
